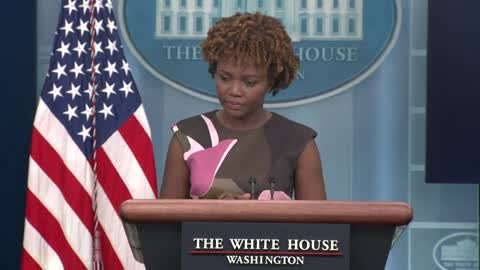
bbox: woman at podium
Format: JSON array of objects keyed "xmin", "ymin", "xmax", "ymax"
[{"xmin": 159, "ymin": 12, "xmax": 326, "ymax": 201}]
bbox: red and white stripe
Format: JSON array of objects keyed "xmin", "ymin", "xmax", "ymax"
[{"xmin": 21, "ymin": 100, "xmax": 157, "ymax": 269}]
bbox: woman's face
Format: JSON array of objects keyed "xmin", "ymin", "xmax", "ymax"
[{"xmin": 215, "ymin": 59, "xmax": 271, "ymax": 120}]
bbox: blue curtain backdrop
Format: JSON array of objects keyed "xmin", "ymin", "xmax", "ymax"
[
  {"xmin": 0, "ymin": 1, "xmax": 36, "ymax": 268},
  {"xmin": 22, "ymin": 0, "xmax": 478, "ymax": 269}
]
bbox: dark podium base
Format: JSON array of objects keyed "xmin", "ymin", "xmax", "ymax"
[
  {"xmin": 137, "ymin": 223, "xmax": 394, "ymax": 270},
  {"xmin": 120, "ymin": 200, "xmax": 412, "ymax": 270}
]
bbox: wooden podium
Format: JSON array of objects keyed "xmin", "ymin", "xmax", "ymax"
[{"xmin": 120, "ymin": 200, "xmax": 412, "ymax": 270}]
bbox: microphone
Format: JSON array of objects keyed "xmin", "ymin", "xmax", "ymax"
[
  {"xmin": 268, "ymin": 177, "xmax": 275, "ymax": 200},
  {"xmin": 248, "ymin": 177, "xmax": 256, "ymax": 200}
]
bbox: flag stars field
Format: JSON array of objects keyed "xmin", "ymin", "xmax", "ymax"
[
  {"xmin": 73, "ymin": 41, "xmax": 87, "ymax": 57},
  {"xmin": 106, "ymin": 39, "xmax": 119, "ymax": 55},
  {"xmin": 63, "ymin": 0, "xmax": 77, "ymax": 15},
  {"xmin": 101, "ymin": 82, "xmax": 116, "ymax": 98},
  {"xmin": 93, "ymin": 41, "xmax": 104, "ymax": 57},
  {"xmin": 98, "ymin": 102, "xmax": 114, "ymax": 120},
  {"xmin": 69, "ymin": 62, "xmax": 85, "ymax": 78},
  {"xmin": 52, "ymin": 63, "xmax": 67, "ymax": 79},
  {"xmin": 77, "ymin": 20, "xmax": 89, "ymax": 36},
  {"xmin": 56, "ymin": 41, "xmax": 71, "ymax": 58},
  {"xmin": 106, "ymin": 18, "xmax": 117, "ymax": 33},
  {"xmin": 81, "ymin": 104, "xmax": 94, "ymax": 121},
  {"xmin": 48, "ymin": 84, "xmax": 63, "ymax": 101},
  {"xmin": 121, "ymin": 59, "xmax": 130, "ymax": 75},
  {"xmin": 66, "ymin": 83, "xmax": 82, "ymax": 100},
  {"xmin": 77, "ymin": 124, "xmax": 92, "ymax": 142},
  {"xmin": 60, "ymin": 19, "xmax": 74, "ymax": 36},
  {"xmin": 104, "ymin": 61, "xmax": 118, "ymax": 77},
  {"xmin": 63, "ymin": 104, "xmax": 79, "ymax": 121}
]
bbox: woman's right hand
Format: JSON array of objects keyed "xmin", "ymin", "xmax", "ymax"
[{"xmin": 217, "ymin": 193, "xmax": 251, "ymax": 200}]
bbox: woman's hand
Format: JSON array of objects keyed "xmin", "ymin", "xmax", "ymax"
[{"xmin": 217, "ymin": 193, "xmax": 251, "ymax": 200}]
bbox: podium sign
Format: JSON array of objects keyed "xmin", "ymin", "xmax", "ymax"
[{"xmin": 181, "ymin": 222, "xmax": 350, "ymax": 270}]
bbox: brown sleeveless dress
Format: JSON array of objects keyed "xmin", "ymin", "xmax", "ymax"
[{"xmin": 172, "ymin": 111, "xmax": 316, "ymax": 199}]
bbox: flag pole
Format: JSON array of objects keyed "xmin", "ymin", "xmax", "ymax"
[{"xmin": 88, "ymin": 0, "xmax": 103, "ymax": 269}]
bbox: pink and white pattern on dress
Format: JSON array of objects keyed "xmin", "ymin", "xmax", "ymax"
[
  {"xmin": 257, "ymin": 190, "xmax": 292, "ymax": 200},
  {"xmin": 172, "ymin": 115, "xmax": 237, "ymax": 198}
]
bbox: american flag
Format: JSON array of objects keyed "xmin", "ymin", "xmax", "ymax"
[{"xmin": 21, "ymin": 0, "xmax": 158, "ymax": 269}]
